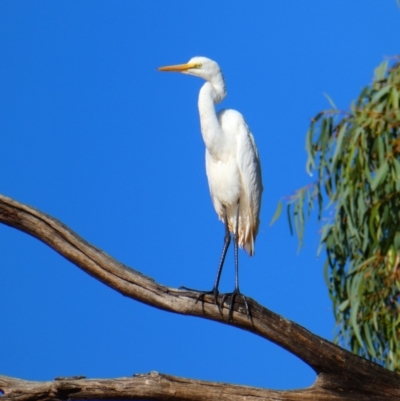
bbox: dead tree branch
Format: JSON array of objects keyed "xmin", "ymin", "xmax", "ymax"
[
  {"xmin": 0, "ymin": 372, "xmax": 357, "ymax": 401},
  {"xmin": 0, "ymin": 194, "xmax": 399, "ymax": 400}
]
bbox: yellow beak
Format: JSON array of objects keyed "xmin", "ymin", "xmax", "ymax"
[{"xmin": 158, "ymin": 62, "xmax": 198, "ymax": 72}]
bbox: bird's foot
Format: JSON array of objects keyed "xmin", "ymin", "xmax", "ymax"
[
  {"xmin": 179, "ymin": 286, "xmax": 220, "ymax": 311},
  {"xmin": 220, "ymin": 289, "xmax": 251, "ymax": 321}
]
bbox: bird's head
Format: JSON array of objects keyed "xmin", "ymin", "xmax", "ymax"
[{"xmin": 158, "ymin": 56, "xmax": 223, "ymax": 83}]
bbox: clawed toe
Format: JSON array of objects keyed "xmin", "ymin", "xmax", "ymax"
[
  {"xmin": 221, "ymin": 290, "xmax": 251, "ymax": 321},
  {"xmin": 179, "ymin": 285, "xmax": 251, "ymax": 320}
]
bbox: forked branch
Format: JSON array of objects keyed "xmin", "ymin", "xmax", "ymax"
[{"xmin": 0, "ymin": 194, "xmax": 399, "ymax": 400}]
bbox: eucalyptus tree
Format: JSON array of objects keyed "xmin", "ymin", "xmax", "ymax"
[{"xmin": 275, "ymin": 57, "xmax": 400, "ymax": 371}]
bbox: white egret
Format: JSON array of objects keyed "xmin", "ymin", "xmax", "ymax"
[{"xmin": 158, "ymin": 57, "xmax": 263, "ymax": 319}]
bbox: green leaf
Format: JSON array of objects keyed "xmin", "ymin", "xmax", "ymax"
[
  {"xmin": 331, "ymin": 122, "xmax": 347, "ymax": 171},
  {"xmin": 287, "ymin": 203, "xmax": 293, "ymax": 236},
  {"xmin": 394, "ymin": 234, "xmax": 400, "ymax": 251},
  {"xmin": 317, "ymin": 187, "xmax": 323, "ymax": 220},
  {"xmin": 363, "ymin": 323, "xmax": 377, "ymax": 358},
  {"xmin": 372, "ymin": 311, "xmax": 379, "ymax": 331},
  {"xmin": 350, "ymin": 298, "xmax": 364, "ymax": 348},
  {"xmin": 393, "ymin": 158, "xmax": 400, "ymax": 179},
  {"xmin": 294, "ymin": 190, "xmax": 306, "ymax": 248},
  {"xmin": 377, "ymin": 136, "xmax": 385, "ymax": 165},
  {"xmin": 356, "ymin": 193, "xmax": 366, "ymax": 227},
  {"xmin": 371, "ymin": 84, "xmax": 391, "ymax": 105},
  {"xmin": 391, "ymin": 87, "xmax": 399, "ymax": 110},
  {"xmin": 270, "ymin": 199, "xmax": 283, "ymax": 226},
  {"xmin": 364, "ymin": 160, "xmax": 373, "ymax": 188},
  {"xmin": 374, "ymin": 60, "xmax": 388, "ymax": 82},
  {"xmin": 368, "ymin": 202, "xmax": 380, "ymax": 242},
  {"xmin": 356, "ymin": 86, "xmax": 372, "ymax": 109},
  {"xmin": 305, "ymin": 123, "xmax": 315, "ymax": 175},
  {"xmin": 318, "ymin": 224, "xmax": 331, "ymax": 256},
  {"xmin": 323, "ymin": 93, "xmax": 337, "ymax": 109},
  {"xmin": 347, "ymin": 256, "xmax": 377, "ymax": 277},
  {"xmin": 339, "ymin": 299, "xmax": 350, "ymax": 312},
  {"xmin": 371, "ymin": 160, "xmax": 389, "ymax": 191},
  {"xmin": 323, "ymin": 259, "xmax": 330, "ymax": 287}
]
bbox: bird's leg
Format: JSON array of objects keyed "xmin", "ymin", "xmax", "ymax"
[
  {"xmin": 210, "ymin": 207, "xmax": 231, "ymax": 301},
  {"xmin": 221, "ymin": 202, "xmax": 251, "ymax": 321},
  {"xmin": 179, "ymin": 207, "xmax": 231, "ymax": 311},
  {"xmin": 205, "ymin": 206, "xmax": 231, "ymax": 309}
]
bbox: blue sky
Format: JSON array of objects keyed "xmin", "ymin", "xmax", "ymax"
[{"xmin": 1, "ymin": 1, "xmax": 399, "ymax": 391}]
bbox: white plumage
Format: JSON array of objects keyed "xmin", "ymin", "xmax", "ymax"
[
  {"xmin": 206, "ymin": 108, "xmax": 262, "ymax": 255},
  {"xmin": 158, "ymin": 56, "xmax": 262, "ymax": 317}
]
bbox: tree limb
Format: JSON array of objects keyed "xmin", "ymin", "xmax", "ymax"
[
  {"xmin": 0, "ymin": 372, "xmax": 387, "ymax": 401},
  {"xmin": 0, "ymin": 194, "xmax": 399, "ymax": 400}
]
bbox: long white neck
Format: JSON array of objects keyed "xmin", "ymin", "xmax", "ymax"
[{"xmin": 198, "ymin": 76, "xmax": 227, "ymax": 158}]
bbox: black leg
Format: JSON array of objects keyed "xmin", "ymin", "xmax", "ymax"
[
  {"xmin": 210, "ymin": 207, "xmax": 231, "ymax": 301},
  {"xmin": 221, "ymin": 201, "xmax": 251, "ymax": 321},
  {"xmin": 179, "ymin": 206, "xmax": 231, "ymax": 311}
]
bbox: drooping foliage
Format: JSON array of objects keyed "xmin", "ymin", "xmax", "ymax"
[{"xmin": 274, "ymin": 58, "xmax": 400, "ymax": 370}]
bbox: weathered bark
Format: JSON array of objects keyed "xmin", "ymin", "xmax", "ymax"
[
  {"xmin": 0, "ymin": 372, "xmax": 378, "ymax": 401},
  {"xmin": 0, "ymin": 371, "xmax": 373, "ymax": 401},
  {"xmin": 0, "ymin": 194, "xmax": 399, "ymax": 400}
]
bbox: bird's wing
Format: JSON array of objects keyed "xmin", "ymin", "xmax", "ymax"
[
  {"xmin": 220, "ymin": 109, "xmax": 263, "ymax": 254},
  {"xmin": 238, "ymin": 116, "xmax": 262, "ymax": 226}
]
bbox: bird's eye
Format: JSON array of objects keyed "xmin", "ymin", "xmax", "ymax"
[{"xmin": 194, "ymin": 63, "xmax": 202, "ymax": 69}]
